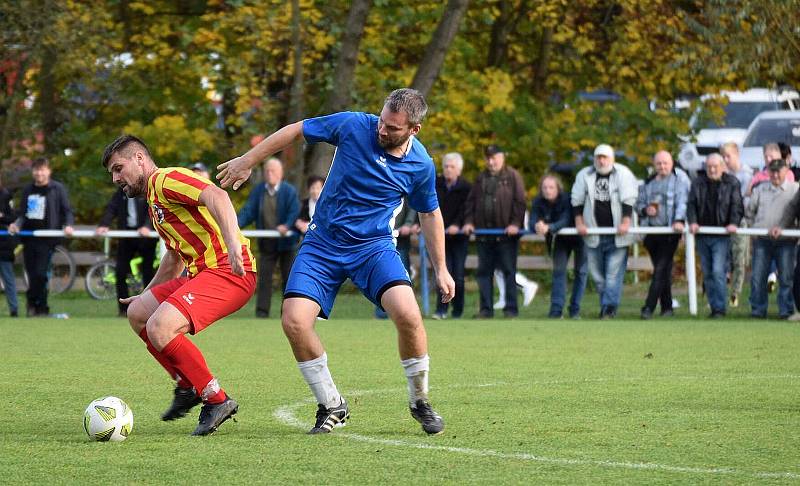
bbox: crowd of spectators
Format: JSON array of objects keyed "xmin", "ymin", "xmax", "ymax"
[{"xmin": 3, "ymin": 139, "xmax": 800, "ymax": 321}]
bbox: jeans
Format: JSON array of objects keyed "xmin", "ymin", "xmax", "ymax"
[
  {"xmin": 550, "ymin": 238, "xmax": 588, "ymax": 316},
  {"xmin": 696, "ymin": 235, "xmax": 731, "ymax": 313},
  {"xmin": 436, "ymin": 235, "xmax": 468, "ymax": 317},
  {"xmin": 586, "ymin": 235, "xmax": 628, "ymax": 309},
  {"xmin": 750, "ymin": 238, "xmax": 795, "ymax": 317},
  {"xmin": 643, "ymin": 234, "xmax": 681, "ymax": 312},
  {"xmin": 0, "ymin": 260, "xmax": 17, "ymax": 314},
  {"xmin": 476, "ymin": 236, "xmax": 519, "ymax": 316}
]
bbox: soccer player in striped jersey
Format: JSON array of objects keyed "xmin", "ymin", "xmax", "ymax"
[
  {"xmin": 218, "ymin": 88, "xmax": 456, "ymax": 435},
  {"xmin": 102, "ymin": 135, "xmax": 257, "ymax": 436}
]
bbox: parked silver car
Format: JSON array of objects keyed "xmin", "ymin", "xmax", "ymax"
[{"xmin": 739, "ymin": 111, "xmax": 800, "ymax": 171}]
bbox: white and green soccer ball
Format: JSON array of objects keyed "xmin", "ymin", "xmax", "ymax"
[{"xmin": 83, "ymin": 396, "xmax": 134, "ymax": 442}]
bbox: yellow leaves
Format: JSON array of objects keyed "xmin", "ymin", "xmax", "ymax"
[
  {"xmin": 129, "ymin": 2, "xmax": 155, "ymax": 15},
  {"xmin": 481, "ymin": 69, "xmax": 514, "ymax": 113},
  {"xmin": 124, "ymin": 116, "xmax": 214, "ymax": 163}
]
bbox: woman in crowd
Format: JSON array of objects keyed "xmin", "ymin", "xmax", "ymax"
[{"xmin": 530, "ymin": 174, "xmax": 587, "ymax": 319}]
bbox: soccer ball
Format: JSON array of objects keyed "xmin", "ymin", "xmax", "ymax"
[{"xmin": 83, "ymin": 396, "xmax": 134, "ymax": 442}]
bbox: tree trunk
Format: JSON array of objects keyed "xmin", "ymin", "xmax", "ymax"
[
  {"xmin": 410, "ymin": 0, "xmax": 470, "ymax": 97},
  {"xmin": 532, "ymin": 26, "xmax": 553, "ymax": 97},
  {"xmin": 487, "ymin": 0, "xmax": 515, "ymax": 68},
  {"xmin": 307, "ymin": 0, "xmax": 372, "ymax": 178},
  {"xmin": 287, "ymin": 0, "xmax": 306, "ymax": 190},
  {"xmin": 38, "ymin": 44, "xmax": 58, "ymax": 155}
]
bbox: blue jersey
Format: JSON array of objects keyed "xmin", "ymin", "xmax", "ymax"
[{"xmin": 302, "ymin": 111, "xmax": 438, "ymax": 245}]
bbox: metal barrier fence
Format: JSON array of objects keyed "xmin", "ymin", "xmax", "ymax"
[{"xmin": 5, "ymin": 227, "xmax": 800, "ymax": 317}]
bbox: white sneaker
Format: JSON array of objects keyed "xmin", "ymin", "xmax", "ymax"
[
  {"xmin": 522, "ymin": 282, "xmax": 538, "ymax": 307},
  {"xmin": 493, "ymin": 299, "xmax": 506, "ymax": 310},
  {"xmin": 788, "ymin": 312, "xmax": 800, "ymax": 322}
]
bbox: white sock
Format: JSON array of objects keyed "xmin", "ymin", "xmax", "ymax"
[
  {"xmin": 401, "ymin": 354, "xmax": 430, "ymax": 407},
  {"xmin": 297, "ymin": 352, "xmax": 341, "ymax": 409}
]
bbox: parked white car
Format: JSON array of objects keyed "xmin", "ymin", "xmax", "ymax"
[
  {"xmin": 739, "ymin": 111, "xmax": 800, "ymax": 171},
  {"xmin": 678, "ymin": 88, "xmax": 799, "ymax": 173}
]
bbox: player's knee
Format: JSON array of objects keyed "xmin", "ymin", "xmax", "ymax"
[
  {"xmin": 281, "ymin": 311, "xmax": 312, "ymax": 339},
  {"xmin": 126, "ymin": 300, "xmax": 149, "ymax": 335},
  {"xmin": 391, "ymin": 307, "xmax": 423, "ymax": 330}
]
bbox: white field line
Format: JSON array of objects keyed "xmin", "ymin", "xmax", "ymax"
[{"xmin": 272, "ymin": 378, "xmax": 800, "ymax": 480}]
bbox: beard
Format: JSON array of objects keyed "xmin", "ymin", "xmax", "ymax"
[
  {"xmin": 378, "ymin": 133, "xmax": 410, "ymax": 151},
  {"xmin": 121, "ymin": 174, "xmax": 147, "ymax": 198},
  {"xmin": 594, "ymin": 162, "xmax": 613, "ymax": 175}
]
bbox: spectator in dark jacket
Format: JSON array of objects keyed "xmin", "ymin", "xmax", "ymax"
[
  {"xmin": 687, "ymin": 153, "xmax": 743, "ymax": 318},
  {"xmin": 95, "ymin": 188, "xmax": 157, "ymax": 316},
  {"xmin": 531, "ymin": 174, "xmax": 587, "ymax": 319},
  {"xmin": 463, "ymin": 145, "xmax": 527, "ymax": 318},
  {"xmin": 8, "ymin": 158, "xmax": 74, "ymax": 317},
  {"xmin": 237, "ymin": 157, "xmax": 300, "ymax": 318},
  {"xmin": 0, "ymin": 174, "xmax": 18, "ymax": 317},
  {"xmin": 432, "ymin": 152, "xmax": 471, "ymax": 319}
]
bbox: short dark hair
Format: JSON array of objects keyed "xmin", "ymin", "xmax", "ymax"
[
  {"xmin": 778, "ymin": 142, "xmax": 792, "ymax": 160},
  {"xmin": 31, "ymin": 157, "xmax": 50, "ymax": 169},
  {"xmin": 384, "ymin": 88, "xmax": 428, "ymax": 125},
  {"xmin": 102, "ymin": 134, "xmax": 152, "ymax": 168},
  {"xmin": 306, "ymin": 175, "xmax": 325, "ymax": 189}
]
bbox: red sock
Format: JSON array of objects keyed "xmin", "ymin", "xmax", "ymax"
[
  {"xmin": 160, "ymin": 334, "xmax": 227, "ymax": 404},
  {"xmin": 138, "ymin": 328, "xmax": 190, "ymax": 388}
]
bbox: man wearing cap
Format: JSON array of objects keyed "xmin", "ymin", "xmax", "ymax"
[
  {"xmin": 571, "ymin": 144, "xmax": 638, "ymax": 319},
  {"xmin": 687, "ymin": 153, "xmax": 743, "ymax": 318},
  {"xmin": 747, "ymin": 152, "xmax": 798, "ymax": 318},
  {"xmin": 237, "ymin": 157, "xmax": 300, "ymax": 318},
  {"xmin": 463, "ymin": 145, "xmax": 527, "ymax": 318}
]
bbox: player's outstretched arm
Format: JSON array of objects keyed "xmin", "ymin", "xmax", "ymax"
[
  {"xmin": 217, "ymin": 121, "xmax": 304, "ymax": 190},
  {"xmin": 419, "ymin": 209, "xmax": 456, "ymax": 303},
  {"xmin": 199, "ymin": 185, "xmax": 245, "ymax": 276}
]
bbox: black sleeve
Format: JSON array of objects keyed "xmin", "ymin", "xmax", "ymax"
[
  {"xmin": 58, "ymin": 183, "xmax": 75, "ymax": 227},
  {"xmin": 98, "ymin": 191, "xmax": 120, "ymax": 228},
  {"xmin": 0, "ymin": 191, "xmax": 15, "ymax": 225},
  {"xmin": 622, "ymin": 204, "xmax": 633, "ymax": 218}
]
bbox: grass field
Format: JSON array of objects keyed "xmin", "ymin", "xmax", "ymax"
[{"xmin": 1, "ymin": 287, "xmax": 799, "ymax": 484}]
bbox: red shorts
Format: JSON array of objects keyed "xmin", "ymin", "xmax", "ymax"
[{"xmin": 150, "ymin": 269, "xmax": 256, "ymax": 334}]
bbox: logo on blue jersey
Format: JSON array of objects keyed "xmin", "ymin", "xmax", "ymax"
[{"xmin": 375, "ymin": 156, "xmax": 387, "ymax": 168}]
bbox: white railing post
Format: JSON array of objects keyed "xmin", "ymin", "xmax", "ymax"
[{"xmin": 685, "ymin": 228, "xmax": 697, "ymax": 316}]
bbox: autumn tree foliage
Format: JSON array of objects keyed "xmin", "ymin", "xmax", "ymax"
[{"xmin": 1, "ymin": 0, "xmax": 796, "ymax": 219}]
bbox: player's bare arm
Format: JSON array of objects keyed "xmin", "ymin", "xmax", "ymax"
[
  {"xmin": 199, "ymin": 185, "xmax": 245, "ymax": 276},
  {"xmin": 418, "ymin": 208, "xmax": 456, "ymax": 303},
  {"xmin": 119, "ymin": 249, "xmax": 184, "ymax": 305},
  {"xmin": 217, "ymin": 121, "xmax": 304, "ymax": 190}
]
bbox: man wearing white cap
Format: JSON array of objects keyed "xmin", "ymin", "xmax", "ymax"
[{"xmin": 571, "ymin": 144, "xmax": 638, "ymax": 319}]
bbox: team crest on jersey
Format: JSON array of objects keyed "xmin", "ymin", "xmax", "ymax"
[{"xmin": 152, "ymin": 203, "xmax": 165, "ymax": 224}]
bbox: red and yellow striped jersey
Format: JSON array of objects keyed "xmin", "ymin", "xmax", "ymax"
[{"xmin": 146, "ymin": 167, "xmax": 256, "ymax": 277}]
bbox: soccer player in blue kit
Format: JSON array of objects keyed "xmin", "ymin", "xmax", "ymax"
[{"xmin": 218, "ymin": 89, "xmax": 456, "ymax": 435}]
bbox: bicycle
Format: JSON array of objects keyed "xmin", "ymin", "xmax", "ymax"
[
  {"xmin": 85, "ymin": 256, "xmax": 147, "ymax": 300},
  {"xmin": 0, "ymin": 244, "xmax": 77, "ymax": 295}
]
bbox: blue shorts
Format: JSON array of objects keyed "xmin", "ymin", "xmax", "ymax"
[{"xmin": 284, "ymin": 233, "xmax": 411, "ymax": 318}]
